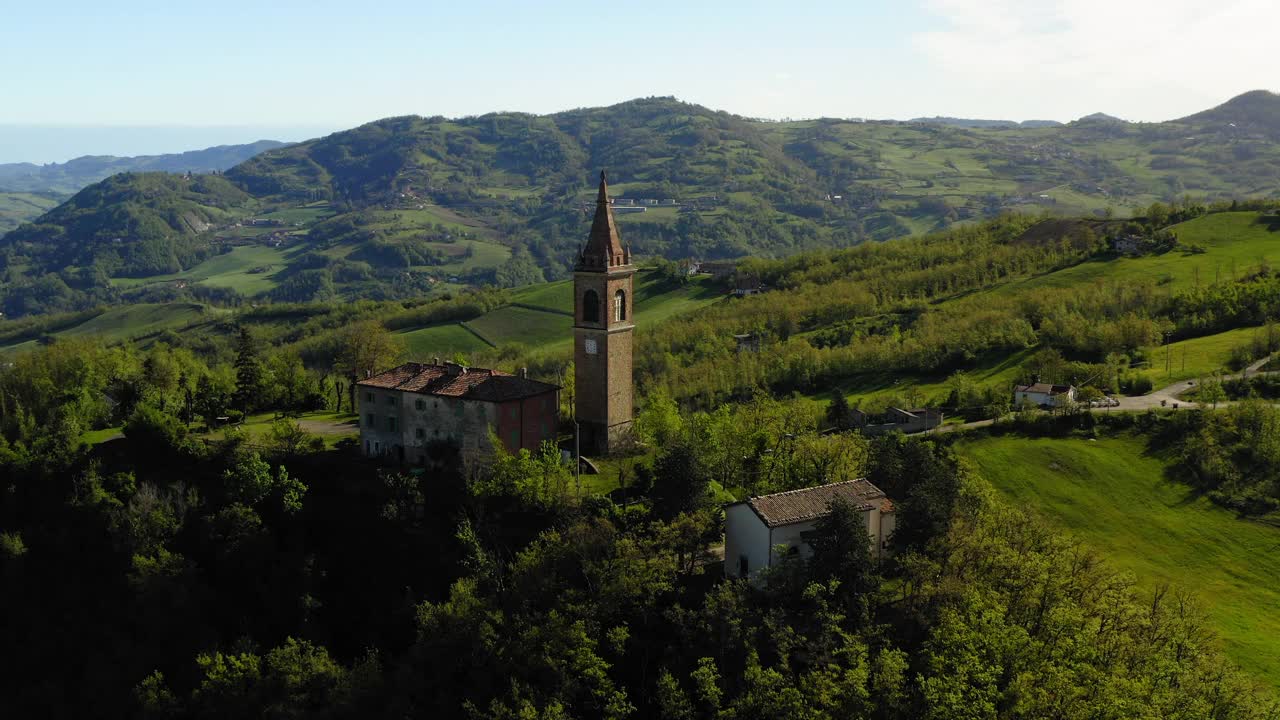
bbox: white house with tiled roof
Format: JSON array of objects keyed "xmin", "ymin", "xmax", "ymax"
[
  {"xmin": 1013, "ymin": 382, "xmax": 1077, "ymax": 408},
  {"xmin": 356, "ymin": 359, "xmax": 560, "ymax": 464},
  {"xmin": 724, "ymin": 479, "xmax": 895, "ymax": 581}
]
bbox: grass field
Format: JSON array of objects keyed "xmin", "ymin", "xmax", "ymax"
[
  {"xmin": 996, "ymin": 212, "xmax": 1280, "ymax": 297},
  {"xmin": 58, "ymin": 303, "xmax": 221, "ymax": 343},
  {"xmin": 466, "ymin": 306, "xmax": 570, "ymax": 350},
  {"xmin": 396, "ymin": 322, "xmax": 494, "ymax": 357},
  {"xmin": 957, "ymin": 433, "xmax": 1280, "ymax": 686},
  {"xmin": 0, "ymin": 191, "xmax": 61, "ymax": 234},
  {"xmin": 0, "ymin": 302, "xmax": 222, "ymax": 353},
  {"xmin": 110, "ymin": 245, "xmax": 293, "ymax": 295},
  {"xmin": 509, "ymin": 280, "xmax": 573, "ymax": 313},
  {"xmin": 1145, "ymin": 324, "xmax": 1274, "ymax": 385},
  {"xmin": 206, "ymin": 411, "xmax": 359, "ymax": 449},
  {"xmin": 392, "ymin": 271, "xmax": 726, "ymax": 360}
]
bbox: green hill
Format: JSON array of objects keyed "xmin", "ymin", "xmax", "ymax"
[
  {"xmin": 957, "ymin": 433, "xmax": 1280, "ymax": 686},
  {"xmin": 6, "ymin": 93, "xmax": 1280, "ymax": 319},
  {"xmin": 1, "ymin": 172, "xmax": 252, "ymax": 283},
  {"xmin": 0, "ymin": 191, "xmax": 60, "ymax": 236},
  {"xmin": 1179, "ymin": 89, "xmax": 1280, "ymax": 137},
  {"xmin": 0, "ymin": 140, "xmax": 285, "ymax": 233}
]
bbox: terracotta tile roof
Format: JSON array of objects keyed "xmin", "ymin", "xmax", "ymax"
[
  {"xmin": 577, "ymin": 171, "xmax": 631, "ymax": 270},
  {"xmin": 1015, "ymin": 383, "xmax": 1074, "ymax": 395},
  {"xmin": 356, "ymin": 362, "xmax": 559, "ymax": 402},
  {"xmin": 737, "ymin": 478, "xmax": 890, "ymax": 528}
]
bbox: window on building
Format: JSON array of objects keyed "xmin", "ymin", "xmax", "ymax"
[
  {"xmin": 509, "ymin": 430, "xmax": 520, "ymax": 449},
  {"xmin": 387, "ymin": 417, "xmax": 398, "ymax": 432},
  {"xmin": 386, "ymin": 395, "xmax": 396, "ymax": 406},
  {"xmin": 365, "ymin": 392, "xmax": 374, "ymax": 403},
  {"xmin": 582, "ymin": 289, "xmax": 600, "ymax": 322},
  {"xmin": 365, "ymin": 413, "xmax": 375, "ymax": 427},
  {"xmin": 415, "ymin": 427, "xmax": 425, "ymax": 439},
  {"xmin": 614, "ymin": 289, "xmax": 626, "ymax": 322},
  {"xmin": 415, "ymin": 399, "xmax": 425, "ymax": 411},
  {"xmin": 738, "ymin": 555, "xmax": 749, "ymax": 576}
]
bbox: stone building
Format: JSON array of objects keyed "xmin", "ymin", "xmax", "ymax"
[
  {"xmin": 574, "ymin": 171, "xmax": 635, "ymax": 455},
  {"xmin": 356, "ymin": 360, "xmax": 559, "ymax": 464}
]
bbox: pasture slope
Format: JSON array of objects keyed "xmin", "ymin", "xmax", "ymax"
[
  {"xmin": 0, "ymin": 302, "xmax": 227, "ymax": 354},
  {"xmin": 395, "ymin": 271, "xmax": 724, "ymax": 358},
  {"xmin": 997, "ymin": 212, "xmax": 1280, "ymax": 296},
  {"xmin": 957, "ymin": 433, "xmax": 1280, "ymax": 687},
  {"xmin": 835, "ymin": 211, "xmax": 1280, "ymax": 406}
]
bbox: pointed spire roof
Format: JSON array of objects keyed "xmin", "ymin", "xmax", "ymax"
[{"xmin": 577, "ymin": 171, "xmax": 631, "ymax": 271}]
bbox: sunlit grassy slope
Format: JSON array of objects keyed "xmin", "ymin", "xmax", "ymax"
[
  {"xmin": 996, "ymin": 212, "xmax": 1280, "ymax": 296},
  {"xmin": 958, "ymin": 433, "xmax": 1280, "ymax": 687},
  {"xmin": 110, "ymin": 245, "xmax": 295, "ymax": 295},
  {"xmin": 393, "ymin": 271, "xmax": 725, "ymax": 360}
]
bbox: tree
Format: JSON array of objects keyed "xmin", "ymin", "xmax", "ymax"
[
  {"xmin": 805, "ymin": 497, "xmax": 880, "ymax": 623},
  {"xmin": 232, "ymin": 326, "xmax": 264, "ymax": 416},
  {"xmin": 123, "ymin": 403, "xmax": 191, "ymax": 458},
  {"xmin": 194, "ymin": 373, "xmax": 232, "ymax": 427},
  {"xmin": 650, "ymin": 441, "xmax": 710, "ymax": 521},
  {"xmin": 494, "ymin": 247, "xmax": 546, "ymax": 288},
  {"xmin": 826, "ymin": 392, "xmax": 854, "ymax": 431},
  {"xmin": 335, "ymin": 320, "xmax": 402, "ymax": 379},
  {"xmin": 266, "ymin": 419, "xmax": 324, "ymax": 457},
  {"xmin": 636, "ymin": 389, "xmax": 684, "ymax": 446}
]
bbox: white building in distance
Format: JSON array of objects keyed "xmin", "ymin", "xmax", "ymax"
[{"xmin": 1013, "ymin": 383, "xmax": 1077, "ymax": 408}]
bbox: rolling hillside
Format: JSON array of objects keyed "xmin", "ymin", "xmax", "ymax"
[
  {"xmin": 0, "ymin": 139, "xmax": 286, "ymax": 234},
  {"xmin": 958, "ymin": 433, "xmax": 1280, "ymax": 686},
  {"xmin": 397, "ymin": 270, "xmax": 724, "ymax": 357},
  {"xmin": 4, "ymin": 92, "xmax": 1280, "ymax": 319}
]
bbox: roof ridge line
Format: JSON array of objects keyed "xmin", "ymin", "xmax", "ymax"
[{"xmin": 749, "ymin": 477, "xmax": 867, "ymax": 500}]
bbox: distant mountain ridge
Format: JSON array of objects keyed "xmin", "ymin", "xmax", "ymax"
[
  {"xmin": 0, "ymin": 139, "xmax": 288, "ymax": 195},
  {"xmin": 910, "ymin": 116, "xmax": 1063, "ymax": 129},
  {"xmin": 1178, "ymin": 90, "xmax": 1280, "ymax": 135},
  {"xmin": 4, "ymin": 91, "xmax": 1280, "ymax": 317}
]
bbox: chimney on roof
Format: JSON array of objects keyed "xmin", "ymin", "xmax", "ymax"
[
  {"xmin": 444, "ymin": 361, "xmax": 466, "ymax": 375},
  {"xmin": 433, "ymin": 356, "xmax": 440, "ymax": 366},
  {"xmin": 365, "ymin": 369, "xmax": 371, "ymax": 378},
  {"xmin": 520, "ymin": 367, "xmax": 528, "ymax": 378}
]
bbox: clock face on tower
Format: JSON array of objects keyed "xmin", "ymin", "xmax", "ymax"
[{"xmin": 584, "ymin": 338, "xmax": 598, "ymax": 355}]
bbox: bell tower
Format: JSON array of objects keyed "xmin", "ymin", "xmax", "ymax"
[{"xmin": 574, "ymin": 171, "xmax": 634, "ymax": 455}]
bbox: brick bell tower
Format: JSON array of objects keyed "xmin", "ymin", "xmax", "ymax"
[{"xmin": 574, "ymin": 171, "xmax": 634, "ymax": 455}]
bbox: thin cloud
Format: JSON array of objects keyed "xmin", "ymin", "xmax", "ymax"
[{"xmin": 913, "ymin": 0, "xmax": 1277, "ymax": 121}]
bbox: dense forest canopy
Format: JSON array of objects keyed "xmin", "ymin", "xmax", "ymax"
[{"xmin": 2, "ymin": 329, "xmax": 1277, "ymax": 717}]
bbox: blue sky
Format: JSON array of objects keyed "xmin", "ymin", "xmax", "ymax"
[{"xmin": 1, "ymin": 0, "xmax": 1275, "ymax": 162}]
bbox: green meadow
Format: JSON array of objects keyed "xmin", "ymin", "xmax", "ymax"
[
  {"xmin": 59, "ymin": 303, "xmax": 221, "ymax": 343},
  {"xmin": 110, "ymin": 245, "xmax": 294, "ymax": 295},
  {"xmin": 391, "ymin": 271, "xmax": 725, "ymax": 360},
  {"xmin": 958, "ymin": 433, "xmax": 1280, "ymax": 687},
  {"xmin": 396, "ymin": 323, "xmax": 494, "ymax": 357},
  {"xmin": 1145, "ymin": 324, "xmax": 1275, "ymax": 385},
  {"xmin": 998, "ymin": 212, "xmax": 1280, "ymax": 296}
]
